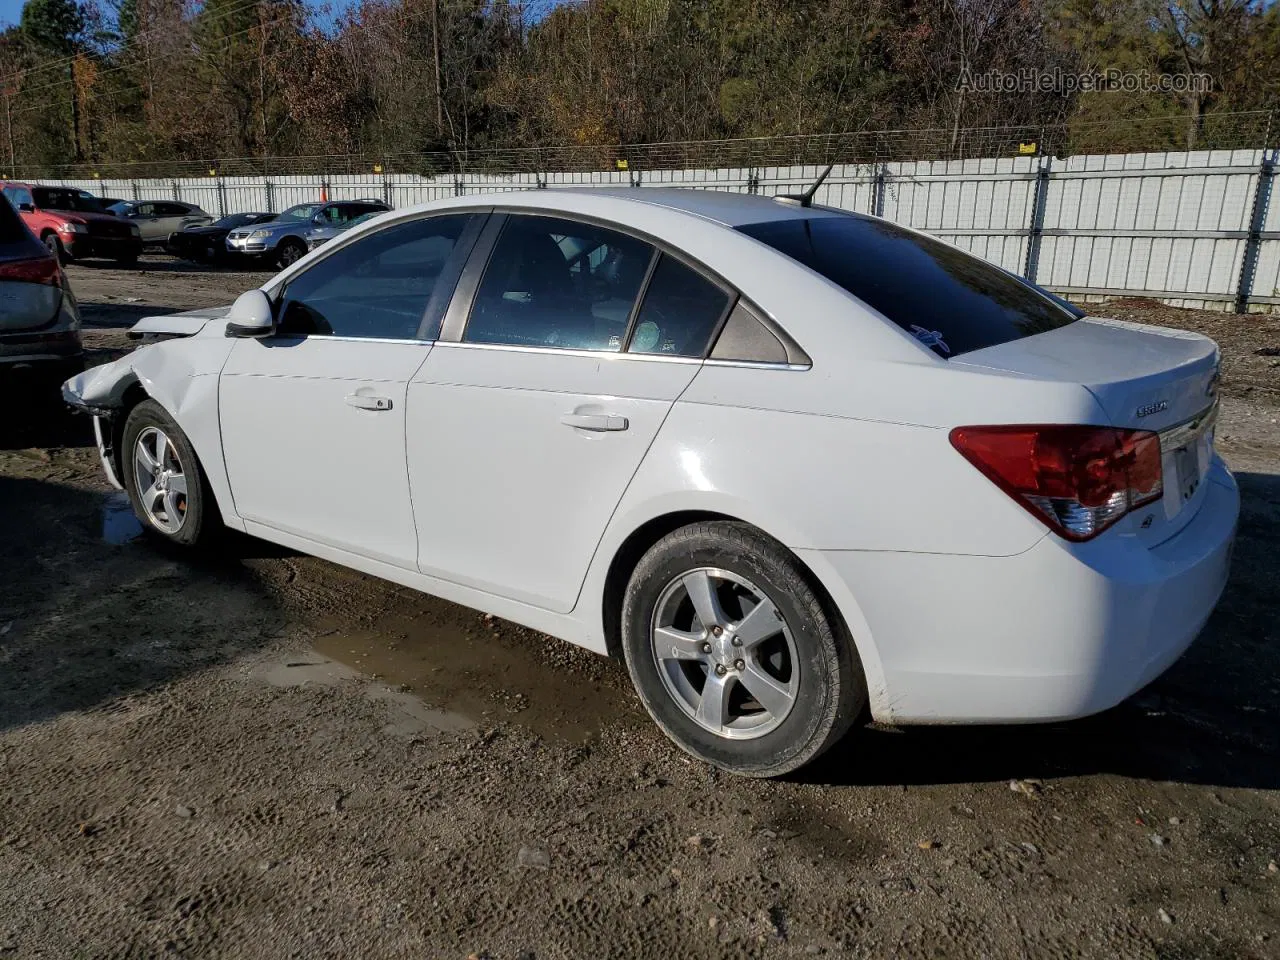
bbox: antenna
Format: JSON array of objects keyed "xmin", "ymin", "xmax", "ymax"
[{"xmin": 776, "ymin": 164, "xmax": 835, "ymax": 208}]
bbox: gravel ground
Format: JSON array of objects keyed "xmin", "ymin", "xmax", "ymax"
[{"xmin": 0, "ymin": 258, "xmax": 1277, "ymax": 959}]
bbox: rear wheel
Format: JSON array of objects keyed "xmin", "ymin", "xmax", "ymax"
[
  {"xmin": 620, "ymin": 521, "xmax": 864, "ymax": 777},
  {"xmin": 121, "ymin": 400, "xmax": 217, "ymax": 547},
  {"xmin": 276, "ymin": 238, "xmax": 306, "ymax": 268}
]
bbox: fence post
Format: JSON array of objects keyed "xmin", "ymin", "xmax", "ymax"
[
  {"xmin": 382, "ymin": 172, "xmax": 392, "ymax": 206},
  {"xmin": 264, "ymin": 178, "xmax": 274, "ymax": 214},
  {"xmin": 454, "ymin": 177, "xmax": 464, "ymax": 197},
  {"xmin": 171, "ymin": 179, "xmax": 180, "ymax": 202},
  {"xmin": 747, "ymin": 167, "xmax": 759, "ymax": 195},
  {"xmin": 872, "ymin": 163, "xmax": 888, "ymax": 217},
  {"xmin": 131, "ymin": 180, "xmax": 140, "ymax": 202},
  {"xmin": 1023, "ymin": 155, "xmax": 1052, "ymax": 282},
  {"xmin": 216, "ymin": 177, "xmax": 226, "ymax": 218},
  {"xmin": 1235, "ymin": 147, "xmax": 1276, "ymax": 315}
]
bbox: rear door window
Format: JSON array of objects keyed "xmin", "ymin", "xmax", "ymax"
[
  {"xmin": 737, "ymin": 215, "xmax": 1077, "ymax": 358},
  {"xmin": 626, "ymin": 254, "xmax": 731, "ymax": 357},
  {"xmin": 465, "ymin": 215, "xmax": 654, "ymax": 352}
]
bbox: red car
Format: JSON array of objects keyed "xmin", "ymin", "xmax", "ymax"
[{"xmin": 0, "ymin": 182, "xmax": 143, "ymax": 265}]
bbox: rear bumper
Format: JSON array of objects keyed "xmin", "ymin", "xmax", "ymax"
[
  {"xmin": 809, "ymin": 459, "xmax": 1239, "ymax": 724},
  {"xmin": 0, "ymin": 329, "xmax": 83, "ymax": 368}
]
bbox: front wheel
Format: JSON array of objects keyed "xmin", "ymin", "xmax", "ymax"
[
  {"xmin": 43, "ymin": 233, "xmax": 68, "ymax": 263},
  {"xmin": 621, "ymin": 521, "xmax": 865, "ymax": 777},
  {"xmin": 276, "ymin": 238, "xmax": 306, "ymax": 268},
  {"xmin": 121, "ymin": 400, "xmax": 217, "ymax": 546}
]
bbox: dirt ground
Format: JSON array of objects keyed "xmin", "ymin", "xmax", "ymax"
[{"xmin": 1, "ymin": 257, "xmax": 1278, "ymax": 959}]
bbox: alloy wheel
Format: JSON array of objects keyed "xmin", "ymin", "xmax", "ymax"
[
  {"xmin": 649, "ymin": 567, "xmax": 799, "ymax": 740},
  {"xmin": 133, "ymin": 426, "xmax": 188, "ymax": 534}
]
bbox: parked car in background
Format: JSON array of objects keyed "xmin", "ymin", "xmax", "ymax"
[
  {"xmin": 1, "ymin": 191, "xmax": 82, "ymax": 390},
  {"xmin": 62, "ymin": 188, "xmax": 1237, "ymax": 777},
  {"xmin": 106, "ymin": 200, "xmax": 213, "ymax": 244},
  {"xmin": 306, "ymin": 210, "xmax": 382, "ymax": 250},
  {"xmin": 167, "ymin": 212, "xmax": 276, "ymax": 262},
  {"xmin": 1, "ymin": 182, "xmax": 143, "ymax": 264},
  {"xmin": 96, "ymin": 197, "xmax": 128, "ymax": 212},
  {"xmin": 227, "ymin": 200, "xmax": 390, "ymax": 268}
]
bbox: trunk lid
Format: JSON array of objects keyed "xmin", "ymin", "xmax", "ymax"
[{"xmin": 951, "ymin": 316, "xmax": 1221, "ymax": 545}]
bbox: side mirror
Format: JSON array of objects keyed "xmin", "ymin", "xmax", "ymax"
[
  {"xmin": 18, "ymin": 202, "xmax": 33, "ymax": 213},
  {"xmin": 312, "ymin": 213, "xmax": 327, "ymax": 225},
  {"xmin": 224, "ymin": 289, "xmax": 275, "ymax": 338}
]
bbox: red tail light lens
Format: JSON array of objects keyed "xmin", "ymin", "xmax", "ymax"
[
  {"xmin": 0, "ymin": 255, "xmax": 61, "ymax": 287},
  {"xmin": 950, "ymin": 424, "xmax": 1163, "ymax": 541}
]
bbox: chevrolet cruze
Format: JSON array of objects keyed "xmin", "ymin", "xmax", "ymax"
[{"xmin": 62, "ymin": 188, "xmax": 1237, "ymax": 776}]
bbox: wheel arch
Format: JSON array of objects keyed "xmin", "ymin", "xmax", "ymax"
[{"xmin": 594, "ymin": 507, "xmax": 887, "ymax": 719}]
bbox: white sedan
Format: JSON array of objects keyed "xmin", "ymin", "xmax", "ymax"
[{"xmin": 62, "ymin": 188, "xmax": 1238, "ymax": 776}]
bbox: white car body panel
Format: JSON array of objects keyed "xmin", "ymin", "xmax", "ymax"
[
  {"xmin": 60, "ymin": 187, "xmax": 1239, "ymax": 729},
  {"xmin": 220, "ymin": 337, "xmax": 430, "ymax": 568},
  {"xmin": 408, "ymin": 343, "xmax": 699, "ymax": 613}
]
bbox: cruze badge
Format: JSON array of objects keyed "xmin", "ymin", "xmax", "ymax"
[{"xmin": 1135, "ymin": 400, "xmax": 1168, "ymax": 418}]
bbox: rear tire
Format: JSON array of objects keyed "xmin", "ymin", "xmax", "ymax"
[
  {"xmin": 121, "ymin": 399, "xmax": 218, "ymax": 547},
  {"xmin": 620, "ymin": 521, "xmax": 864, "ymax": 777}
]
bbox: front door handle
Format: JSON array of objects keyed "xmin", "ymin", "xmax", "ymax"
[
  {"xmin": 560, "ymin": 412, "xmax": 628, "ymax": 432},
  {"xmin": 345, "ymin": 394, "xmax": 393, "ymax": 411}
]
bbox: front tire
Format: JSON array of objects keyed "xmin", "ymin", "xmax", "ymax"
[
  {"xmin": 621, "ymin": 521, "xmax": 864, "ymax": 777},
  {"xmin": 276, "ymin": 238, "xmax": 306, "ymax": 268},
  {"xmin": 43, "ymin": 233, "xmax": 68, "ymax": 263},
  {"xmin": 121, "ymin": 400, "xmax": 217, "ymax": 547}
]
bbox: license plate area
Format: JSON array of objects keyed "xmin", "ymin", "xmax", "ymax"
[{"xmin": 1159, "ymin": 404, "xmax": 1216, "ymax": 519}]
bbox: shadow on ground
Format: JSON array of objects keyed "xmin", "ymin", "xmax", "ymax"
[
  {"xmin": 0, "ymin": 475, "xmax": 284, "ymax": 733},
  {"xmin": 805, "ymin": 470, "xmax": 1280, "ymax": 792}
]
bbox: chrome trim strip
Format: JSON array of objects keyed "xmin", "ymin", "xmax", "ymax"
[
  {"xmin": 268, "ymin": 335, "xmax": 430, "ymax": 345},
  {"xmin": 703, "ymin": 358, "xmax": 811, "ymax": 371},
  {"xmin": 1158, "ymin": 401, "xmax": 1217, "ymax": 452},
  {"xmin": 429, "ymin": 340, "xmax": 704, "ymax": 364}
]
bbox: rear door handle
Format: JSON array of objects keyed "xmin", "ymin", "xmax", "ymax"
[
  {"xmin": 559, "ymin": 413, "xmax": 628, "ymax": 432},
  {"xmin": 345, "ymin": 394, "xmax": 393, "ymax": 411}
]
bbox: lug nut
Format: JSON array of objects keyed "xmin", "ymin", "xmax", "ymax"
[
  {"xmin": 701, "ymin": 642, "xmax": 712, "ymax": 654},
  {"xmin": 734, "ymin": 659, "xmax": 745, "ymax": 671},
  {"xmin": 714, "ymin": 664, "xmax": 727, "ymax": 676},
  {"xmin": 731, "ymin": 636, "xmax": 742, "ymax": 647},
  {"xmin": 711, "ymin": 625, "xmax": 723, "ymax": 637}
]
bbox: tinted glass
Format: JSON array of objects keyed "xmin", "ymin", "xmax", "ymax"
[
  {"xmin": 627, "ymin": 254, "xmax": 730, "ymax": 357},
  {"xmin": 466, "ymin": 215, "xmax": 653, "ymax": 351},
  {"xmin": 154, "ymin": 202, "xmax": 190, "ymax": 216},
  {"xmin": 737, "ymin": 215, "xmax": 1077, "ymax": 357},
  {"xmin": 278, "ymin": 214, "xmax": 472, "ymax": 340},
  {"xmin": 32, "ymin": 188, "xmax": 100, "ymax": 213},
  {"xmin": 216, "ymin": 213, "xmax": 267, "ymax": 229},
  {"xmin": 279, "ymin": 204, "xmax": 320, "ymax": 222}
]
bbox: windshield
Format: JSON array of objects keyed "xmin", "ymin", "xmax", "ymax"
[
  {"xmin": 278, "ymin": 204, "xmax": 321, "ymax": 222},
  {"xmin": 34, "ymin": 188, "xmax": 103, "ymax": 213},
  {"xmin": 217, "ymin": 212, "xmax": 272, "ymax": 229},
  {"xmin": 737, "ymin": 215, "xmax": 1079, "ymax": 358}
]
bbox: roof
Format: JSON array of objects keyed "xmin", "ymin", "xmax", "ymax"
[{"xmin": 543, "ymin": 186, "xmax": 836, "ymax": 227}]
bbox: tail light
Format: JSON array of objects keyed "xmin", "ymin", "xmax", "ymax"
[
  {"xmin": 950, "ymin": 424, "xmax": 1163, "ymax": 542},
  {"xmin": 0, "ymin": 255, "xmax": 61, "ymax": 287}
]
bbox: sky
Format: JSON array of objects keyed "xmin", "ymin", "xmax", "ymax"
[{"xmin": 0, "ymin": 0, "xmax": 363, "ymax": 32}]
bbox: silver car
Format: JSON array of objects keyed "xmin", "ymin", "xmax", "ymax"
[
  {"xmin": 0, "ymin": 194, "xmax": 81, "ymax": 390},
  {"xmin": 227, "ymin": 200, "xmax": 390, "ymax": 268},
  {"xmin": 306, "ymin": 210, "xmax": 383, "ymax": 250},
  {"xmin": 107, "ymin": 200, "xmax": 213, "ymax": 244}
]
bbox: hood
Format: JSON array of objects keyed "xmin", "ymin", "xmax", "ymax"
[
  {"xmin": 49, "ymin": 210, "xmax": 128, "ymax": 226},
  {"xmin": 128, "ymin": 306, "xmax": 232, "ymax": 339},
  {"xmin": 232, "ymin": 219, "xmax": 305, "ymax": 237},
  {"xmin": 179, "ymin": 224, "xmax": 228, "ymax": 237}
]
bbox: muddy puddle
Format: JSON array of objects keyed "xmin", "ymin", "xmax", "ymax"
[
  {"xmin": 312, "ymin": 613, "xmax": 634, "ymax": 743},
  {"xmin": 101, "ymin": 492, "xmax": 142, "ymax": 544}
]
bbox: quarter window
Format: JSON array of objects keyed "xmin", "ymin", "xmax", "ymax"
[
  {"xmin": 277, "ymin": 214, "xmax": 475, "ymax": 340},
  {"xmin": 627, "ymin": 254, "xmax": 732, "ymax": 357},
  {"xmin": 465, "ymin": 215, "xmax": 654, "ymax": 352}
]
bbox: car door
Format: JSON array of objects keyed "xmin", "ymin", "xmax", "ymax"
[
  {"xmin": 127, "ymin": 202, "xmax": 161, "ymax": 241},
  {"xmin": 407, "ymin": 212, "xmax": 736, "ymax": 613},
  {"xmin": 152, "ymin": 202, "xmax": 192, "ymax": 239},
  {"xmin": 218, "ymin": 211, "xmax": 485, "ymax": 568}
]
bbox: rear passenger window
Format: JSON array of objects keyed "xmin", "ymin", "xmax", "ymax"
[
  {"xmin": 466, "ymin": 215, "xmax": 653, "ymax": 351},
  {"xmin": 627, "ymin": 254, "xmax": 731, "ymax": 357}
]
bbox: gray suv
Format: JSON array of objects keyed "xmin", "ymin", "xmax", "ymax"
[{"xmin": 226, "ymin": 200, "xmax": 390, "ymax": 268}]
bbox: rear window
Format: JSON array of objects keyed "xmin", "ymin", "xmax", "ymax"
[{"xmin": 737, "ymin": 215, "xmax": 1078, "ymax": 358}]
